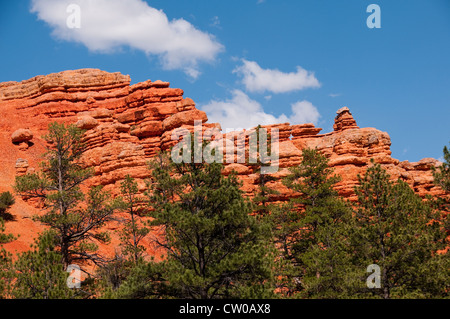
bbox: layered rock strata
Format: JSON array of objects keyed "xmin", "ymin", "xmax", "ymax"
[{"xmin": 0, "ymin": 69, "xmax": 446, "ymax": 256}]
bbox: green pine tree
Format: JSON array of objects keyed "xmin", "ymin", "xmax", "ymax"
[
  {"xmin": 352, "ymin": 160, "xmax": 449, "ymax": 299},
  {"xmin": 433, "ymin": 143, "xmax": 450, "ymax": 193},
  {"xmin": 96, "ymin": 175, "xmax": 150, "ymax": 297},
  {"xmin": 96, "ymin": 254, "xmax": 136, "ymax": 298},
  {"xmin": 0, "ymin": 191, "xmax": 15, "ymax": 221},
  {"xmin": 11, "ymin": 230, "xmax": 77, "ymax": 299},
  {"xmin": 117, "ymin": 175, "xmax": 150, "ymax": 263},
  {"xmin": 272, "ymin": 148, "xmax": 355, "ymax": 298},
  {"xmin": 432, "ymin": 142, "xmax": 450, "ymax": 234},
  {"xmin": 0, "ymin": 218, "xmax": 14, "ymax": 246},
  {"xmin": 14, "ymin": 122, "xmax": 118, "ymax": 269},
  {"xmin": 106, "ymin": 257, "xmax": 167, "ymax": 299},
  {"xmin": 0, "ymin": 218, "xmax": 15, "ymax": 299},
  {"xmin": 117, "ymin": 137, "xmax": 277, "ymax": 299},
  {"xmin": 0, "ymin": 192, "xmax": 15, "ymax": 244},
  {"xmin": 248, "ymin": 125, "xmax": 279, "ymax": 216},
  {"xmin": 0, "ymin": 192, "xmax": 16, "ymax": 298}
]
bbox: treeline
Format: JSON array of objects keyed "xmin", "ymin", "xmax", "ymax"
[{"xmin": 0, "ymin": 123, "xmax": 449, "ymax": 299}]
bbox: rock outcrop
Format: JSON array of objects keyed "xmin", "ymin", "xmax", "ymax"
[
  {"xmin": 0, "ymin": 69, "xmax": 446, "ymax": 257},
  {"xmin": 11, "ymin": 129, "xmax": 33, "ymax": 144}
]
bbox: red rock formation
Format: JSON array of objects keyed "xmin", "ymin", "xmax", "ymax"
[
  {"xmin": 11, "ymin": 129, "xmax": 33, "ymax": 144},
  {"xmin": 0, "ymin": 69, "xmax": 446, "ymax": 258},
  {"xmin": 333, "ymin": 106, "xmax": 359, "ymax": 132}
]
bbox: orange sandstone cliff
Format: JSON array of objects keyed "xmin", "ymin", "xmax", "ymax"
[{"xmin": 0, "ymin": 69, "xmax": 446, "ymax": 258}]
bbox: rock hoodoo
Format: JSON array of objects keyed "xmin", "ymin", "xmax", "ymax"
[{"xmin": 333, "ymin": 106, "xmax": 359, "ymax": 132}]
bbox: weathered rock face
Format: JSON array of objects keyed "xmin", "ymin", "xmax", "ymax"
[{"xmin": 0, "ymin": 69, "xmax": 446, "ymax": 256}]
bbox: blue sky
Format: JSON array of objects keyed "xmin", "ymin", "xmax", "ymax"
[{"xmin": 1, "ymin": 0, "xmax": 449, "ymax": 162}]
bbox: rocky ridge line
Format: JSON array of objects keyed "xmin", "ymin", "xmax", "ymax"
[{"xmin": 0, "ymin": 69, "xmax": 445, "ymax": 255}]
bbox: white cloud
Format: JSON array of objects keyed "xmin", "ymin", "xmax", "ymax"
[
  {"xmin": 30, "ymin": 0, "xmax": 224, "ymax": 79},
  {"xmin": 288, "ymin": 100, "xmax": 321, "ymax": 125},
  {"xmin": 233, "ymin": 59, "xmax": 320, "ymax": 93},
  {"xmin": 201, "ymin": 90, "xmax": 320, "ymax": 131}
]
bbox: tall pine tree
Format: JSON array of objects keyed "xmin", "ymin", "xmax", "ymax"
[
  {"xmin": 352, "ymin": 160, "xmax": 449, "ymax": 299},
  {"xmin": 248, "ymin": 125, "xmax": 279, "ymax": 216},
  {"xmin": 117, "ymin": 175, "xmax": 149, "ymax": 263},
  {"xmin": 97, "ymin": 175, "xmax": 151, "ymax": 296},
  {"xmin": 0, "ymin": 217, "xmax": 15, "ymax": 298},
  {"xmin": 15, "ymin": 122, "xmax": 118, "ymax": 269},
  {"xmin": 0, "ymin": 192, "xmax": 16, "ymax": 298},
  {"xmin": 116, "ymin": 137, "xmax": 276, "ymax": 299},
  {"xmin": 11, "ymin": 230, "xmax": 77, "ymax": 299},
  {"xmin": 272, "ymin": 148, "xmax": 355, "ymax": 298},
  {"xmin": 433, "ymin": 143, "xmax": 450, "ymax": 192},
  {"xmin": 433, "ymin": 142, "xmax": 450, "ymax": 235}
]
